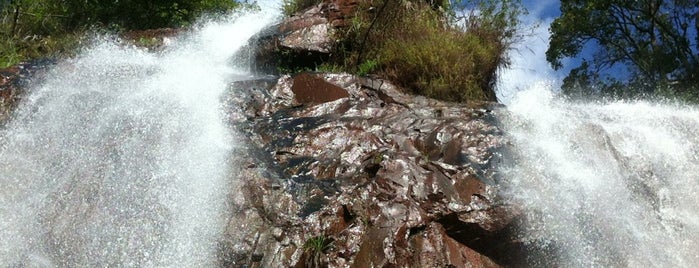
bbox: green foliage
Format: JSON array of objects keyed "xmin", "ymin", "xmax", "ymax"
[
  {"xmin": 332, "ymin": 0, "xmax": 522, "ymax": 102},
  {"xmin": 303, "ymin": 235, "xmax": 332, "ymax": 268},
  {"xmin": 315, "ymin": 62, "xmax": 343, "ymax": 73},
  {"xmin": 548, "ymin": 0, "xmax": 699, "ymax": 100},
  {"xmin": 277, "ymin": 0, "xmax": 524, "ymax": 102},
  {"xmin": 0, "ymin": 38, "xmax": 21, "ymax": 68},
  {"xmin": 303, "ymin": 235, "xmax": 332, "ymax": 253},
  {"xmin": 356, "ymin": 59, "xmax": 377, "ymax": 76},
  {"xmin": 377, "ymin": 7, "xmax": 504, "ymax": 101},
  {"xmin": 0, "ymin": 32, "xmax": 83, "ymax": 68},
  {"xmin": 0, "ymin": 0, "xmax": 240, "ymax": 68}
]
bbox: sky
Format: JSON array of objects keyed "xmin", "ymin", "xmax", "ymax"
[{"xmin": 497, "ymin": 0, "xmax": 566, "ymax": 103}]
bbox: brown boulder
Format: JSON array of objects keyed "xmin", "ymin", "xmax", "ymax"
[{"xmin": 291, "ymin": 72, "xmax": 350, "ymax": 104}]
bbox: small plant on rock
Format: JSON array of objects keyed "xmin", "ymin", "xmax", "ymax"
[
  {"xmin": 303, "ymin": 235, "xmax": 333, "ymax": 268},
  {"xmin": 356, "ymin": 59, "xmax": 378, "ymax": 76}
]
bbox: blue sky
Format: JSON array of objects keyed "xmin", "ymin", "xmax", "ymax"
[
  {"xmin": 523, "ymin": 0, "xmax": 560, "ymax": 19},
  {"xmin": 497, "ymin": 0, "xmax": 565, "ymax": 103}
]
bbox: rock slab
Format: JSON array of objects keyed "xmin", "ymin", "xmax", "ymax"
[{"xmin": 221, "ymin": 72, "xmax": 521, "ymax": 267}]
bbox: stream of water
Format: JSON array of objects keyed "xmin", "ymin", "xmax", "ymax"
[
  {"xmin": 0, "ymin": 7, "xmax": 278, "ymax": 267},
  {"xmin": 499, "ymin": 84, "xmax": 699, "ymax": 267},
  {"xmin": 1, "ymin": 1, "xmax": 698, "ymax": 266}
]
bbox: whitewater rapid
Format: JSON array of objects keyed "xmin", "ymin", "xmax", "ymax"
[
  {"xmin": 499, "ymin": 84, "xmax": 699, "ymax": 267},
  {"xmin": 0, "ymin": 7, "xmax": 278, "ymax": 267}
]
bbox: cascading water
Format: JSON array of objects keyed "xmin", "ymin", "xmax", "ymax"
[
  {"xmin": 498, "ymin": 84, "xmax": 699, "ymax": 267},
  {"xmin": 0, "ymin": 6, "xmax": 278, "ymax": 267}
]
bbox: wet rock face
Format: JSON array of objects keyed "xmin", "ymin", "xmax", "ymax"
[
  {"xmin": 0, "ymin": 60, "xmax": 52, "ymax": 123},
  {"xmin": 242, "ymin": 0, "xmax": 358, "ymax": 74},
  {"xmin": 222, "ymin": 72, "xmax": 521, "ymax": 267}
]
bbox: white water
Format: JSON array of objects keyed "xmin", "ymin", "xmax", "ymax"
[
  {"xmin": 0, "ymin": 7, "xmax": 278, "ymax": 267},
  {"xmin": 499, "ymin": 84, "xmax": 699, "ymax": 267}
]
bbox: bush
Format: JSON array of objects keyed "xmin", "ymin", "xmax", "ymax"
[
  {"xmin": 0, "ymin": 0, "xmax": 241, "ymax": 67},
  {"xmin": 374, "ymin": 5, "xmax": 503, "ymax": 101},
  {"xmin": 0, "ymin": 31, "xmax": 83, "ymax": 68},
  {"xmin": 281, "ymin": 0, "xmax": 524, "ymax": 103}
]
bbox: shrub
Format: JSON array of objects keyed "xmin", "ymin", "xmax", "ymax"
[
  {"xmin": 0, "ymin": 31, "xmax": 83, "ymax": 68},
  {"xmin": 374, "ymin": 5, "xmax": 502, "ymax": 101},
  {"xmin": 0, "ymin": 0, "xmax": 241, "ymax": 67},
  {"xmin": 280, "ymin": 0, "xmax": 524, "ymax": 103}
]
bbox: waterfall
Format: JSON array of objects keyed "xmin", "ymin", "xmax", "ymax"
[
  {"xmin": 0, "ymin": 6, "xmax": 278, "ymax": 267},
  {"xmin": 498, "ymin": 84, "xmax": 699, "ymax": 267}
]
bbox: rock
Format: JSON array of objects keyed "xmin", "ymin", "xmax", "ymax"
[
  {"xmin": 241, "ymin": 0, "xmax": 359, "ymax": 74},
  {"xmin": 0, "ymin": 60, "xmax": 52, "ymax": 124},
  {"xmin": 325, "ymin": 0, "xmax": 360, "ymax": 27},
  {"xmin": 408, "ymin": 222, "xmax": 500, "ymax": 267},
  {"xmin": 278, "ymin": 5, "xmax": 334, "ymax": 54},
  {"xmin": 222, "ymin": 72, "xmax": 521, "ymax": 267},
  {"xmin": 290, "ymin": 72, "xmax": 350, "ymax": 104}
]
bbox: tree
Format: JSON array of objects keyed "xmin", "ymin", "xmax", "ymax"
[
  {"xmin": 4, "ymin": 0, "xmax": 240, "ymax": 34},
  {"xmin": 547, "ymin": 0, "xmax": 699, "ymax": 98},
  {"xmin": 0, "ymin": 0, "xmax": 240, "ymax": 67}
]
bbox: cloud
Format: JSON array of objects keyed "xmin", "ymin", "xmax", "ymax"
[{"xmin": 497, "ymin": 17, "xmax": 562, "ymax": 104}]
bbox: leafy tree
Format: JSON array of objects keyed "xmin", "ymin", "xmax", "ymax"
[
  {"xmin": 0, "ymin": 0, "xmax": 240, "ymax": 67},
  {"xmin": 3, "ymin": 0, "xmax": 240, "ymax": 35},
  {"xmin": 547, "ymin": 0, "xmax": 699, "ymax": 99}
]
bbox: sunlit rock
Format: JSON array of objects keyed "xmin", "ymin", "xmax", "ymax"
[{"xmin": 222, "ymin": 72, "xmax": 520, "ymax": 267}]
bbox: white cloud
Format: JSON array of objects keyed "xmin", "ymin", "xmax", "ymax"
[{"xmin": 496, "ymin": 17, "xmax": 564, "ymax": 104}]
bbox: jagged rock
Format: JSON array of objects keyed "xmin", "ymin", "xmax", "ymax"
[
  {"xmin": 278, "ymin": 5, "xmax": 334, "ymax": 54},
  {"xmin": 222, "ymin": 72, "xmax": 521, "ymax": 267},
  {"xmin": 243, "ymin": 0, "xmax": 359, "ymax": 74}
]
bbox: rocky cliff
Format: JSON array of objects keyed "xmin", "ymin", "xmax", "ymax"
[
  {"xmin": 212, "ymin": 3, "xmax": 523, "ymax": 266},
  {"xmin": 219, "ymin": 71, "xmax": 522, "ymax": 267}
]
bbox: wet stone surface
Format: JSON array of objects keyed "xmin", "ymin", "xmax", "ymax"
[
  {"xmin": 0, "ymin": 60, "xmax": 53, "ymax": 124},
  {"xmin": 221, "ymin": 72, "xmax": 523, "ymax": 267}
]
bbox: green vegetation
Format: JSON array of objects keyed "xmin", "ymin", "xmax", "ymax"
[
  {"xmin": 302, "ymin": 235, "xmax": 332, "ymax": 268},
  {"xmin": 547, "ymin": 0, "xmax": 699, "ymax": 101},
  {"xmin": 303, "ymin": 235, "xmax": 332, "ymax": 253},
  {"xmin": 280, "ymin": 0, "xmax": 524, "ymax": 103},
  {"xmin": 374, "ymin": 4, "xmax": 505, "ymax": 101},
  {"xmin": 0, "ymin": 0, "xmax": 241, "ymax": 68}
]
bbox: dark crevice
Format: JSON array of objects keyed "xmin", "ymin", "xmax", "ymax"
[
  {"xmin": 363, "ymin": 163, "xmax": 380, "ymax": 177},
  {"xmin": 437, "ymin": 213, "xmax": 527, "ymax": 267},
  {"xmin": 408, "ymin": 225, "xmax": 427, "ymax": 237},
  {"xmin": 341, "ymin": 205, "xmax": 355, "ymax": 223}
]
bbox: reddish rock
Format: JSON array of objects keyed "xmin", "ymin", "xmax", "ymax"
[
  {"xmin": 243, "ymin": 0, "xmax": 360, "ymax": 74},
  {"xmin": 291, "ymin": 72, "xmax": 350, "ymax": 104},
  {"xmin": 409, "ymin": 222, "xmax": 500, "ymax": 267},
  {"xmin": 0, "ymin": 65, "xmax": 20, "ymax": 101},
  {"xmin": 222, "ymin": 72, "xmax": 520, "ymax": 267},
  {"xmin": 325, "ymin": 0, "xmax": 360, "ymax": 27}
]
